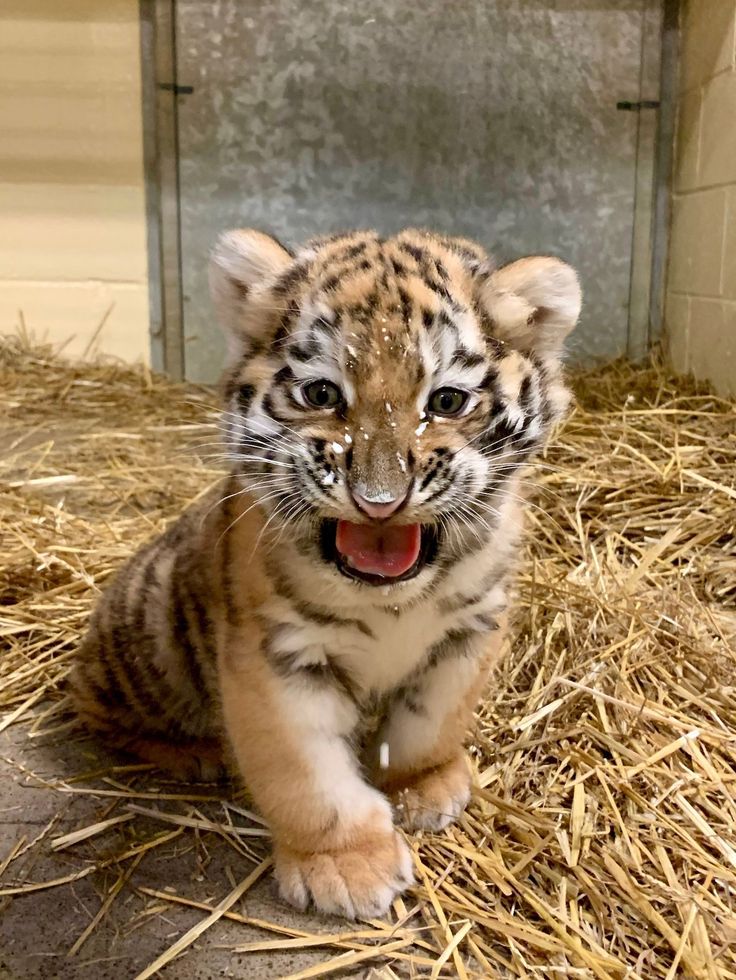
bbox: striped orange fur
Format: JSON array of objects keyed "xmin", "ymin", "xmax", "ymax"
[{"xmin": 70, "ymin": 227, "xmax": 581, "ymax": 917}]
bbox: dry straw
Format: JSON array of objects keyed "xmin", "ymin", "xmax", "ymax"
[{"xmin": 1, "ymin": 334, "xmax": 735, "ymax": 977}]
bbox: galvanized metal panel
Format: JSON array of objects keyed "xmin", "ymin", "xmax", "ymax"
[{"xmin": 174, "ymin": 0, "xmax": 657, "ymax": 382}]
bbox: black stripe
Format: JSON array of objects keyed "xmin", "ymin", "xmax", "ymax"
[
  {"xmin": 273, "ymin": 365, "xmax": 296, "ymax": 385},
  {"xmin": 264, "ymin": 631, "xmax": 360, "ymax": 704},
  {"xmin": 83, "ymin": 626, "xmax": 128, "ymax": 712},
  {"xmin": 326, "ymin": 656, "xmax": 360, "ymax": 703},
  {"xmin": 88, "ymin": 675, "xmax": 127, "ymax": 713},
  {"xmin": 437, "ymin": 309, "xmax": 457, "ymax": 332},
  {"xmin": 397, "ymin": 242, "xmax": 427, "ymax": 263},
  {"xmin": 424, "ymin": 278, "xmax": 452, "ymax": 302},
  {"xmin": 339, "ymin": 242, "xmax": 368, "ymax": 261},
  {"xmin": 170, "ymin": 565, "xmax": 209, "ymax": 696},
  {"xmin": 311, "ymin": 315, "xmax": 337, "ymax": 336},
  {"xmin": 270, "ymin": 570, "xmax": 374, "ymax": 638},
  {"xmin": 452, "ymin": 348, "xmax": 485, "ymax": 370},
  {"xmin": 272, "ymin": 299, "xmax": 301, "ymax": 347},
  {"xmin": 394, "ymin": 682, "xmax": 427, "ymax": 715},
  {"xmin": 519, "ymin": 374, "xmax": 533, "ymax": 412},
  {"xmin": 288, "ymin": 342, "xmax": 319, "ymax": 362},
  {"xmin": 420, "ymin": 465, "xmax": 440, "ymax": 491},
  {"xmin": 425, "ymin": 628, "xmax": 479, "ymax": 670},
  {"xmin": 293, "ymin": 599, "xmax": 375, "ymax": 639},
  {"xmin": 272, "ymin": 262, "xmax": 309, "ymax": 296},
  {"xmin": 107, "ymin": 565, "xmax": 163, "ymax": 719},
  {"xmin": 434, "ymin": 259, "xmax": 449, "ymax": 282},
  {"xmin": 424, "ymin": 474, "xmax": 454, "ymax": 502},
  {"xmin": 397, "ymin": 286, "xmax": 412, "ymax": 322},
  {"xmin": 475, "ymin": 613, "xmax": 500, "ymax": 631},
  {"xmin": 186, "ymin": 580, "xmax": 216, "ymax": 666},
  {"xmin": 478, "ymin": 367, "xmax": 498, "ymax": 392},
  {"xmin": 237, "ymin": 384, "xmax": 256, "ymax": 413},
  {"xmin": 129, "ymin": 555, "xmax": 179, "ymax": 719},
  {"xmin": 438, "ymin": 568, "xmax": 507, "ymax": 613},
  {"xmin": 261, "ymin": 392, "xmax": 279, "ymax": 421}
]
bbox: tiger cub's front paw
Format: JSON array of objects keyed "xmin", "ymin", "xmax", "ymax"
[
  {"xmin": 274, "ymin": 827, "xmax": 414, "ymax": 919},
  {"xmin": 390, "ymin": 752, "xmax": 472, "ymax": 832}
]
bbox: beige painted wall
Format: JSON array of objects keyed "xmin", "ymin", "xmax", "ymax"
[
  {"xmin": 665, "ymin": 0, "xmax": 736, "ymax": 395},
  {"xmin": 0, "ymin": 0, "xmax": 150, "ymax": 363}
]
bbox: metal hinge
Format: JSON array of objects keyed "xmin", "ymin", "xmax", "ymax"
[
  {"xmin": 616, "ymin": 100, "xmax": 660, "ymax": 111},
  {"xmin": 158, "ymin": 83, "xmax": 194, "ymax": 95}
]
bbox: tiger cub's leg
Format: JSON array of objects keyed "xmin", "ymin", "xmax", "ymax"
[
  {"xmin": 375, "ymin": 618, "xmax": 508, "ymax": 831},
  {"xmin": 219, "ymin": 643, "xmax": 413, "ymax": 918}
]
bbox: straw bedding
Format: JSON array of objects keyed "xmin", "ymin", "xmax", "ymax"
[{"xmin": 1, "ymin": 334, "xmax": 735, "ymax": 978}]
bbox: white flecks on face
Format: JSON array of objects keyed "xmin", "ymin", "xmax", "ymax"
[
  {"xmin": 359, "ymin": 486, "xmax": 399, "ymax": 504},
  {"xmin": 330, "ymin": 442, "xmax": 344, "ymax": 455},
  {"xmin": 415, "ymin": 421, "xmax": 428, "ymax": 437}
]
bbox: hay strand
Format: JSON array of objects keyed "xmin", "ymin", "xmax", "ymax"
[{"xmin": 134, "ymin": 858, "xmax": 271, "ymax": 980}]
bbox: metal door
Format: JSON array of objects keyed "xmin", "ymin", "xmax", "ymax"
[{"xmin": 164, "ymin": 0, "xmax": 663, "ymax": 382}]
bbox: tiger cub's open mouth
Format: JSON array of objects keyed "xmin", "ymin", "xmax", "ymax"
[{"xmin": 320, "ymin": 519, "xmax": 439, "ymax": 585}]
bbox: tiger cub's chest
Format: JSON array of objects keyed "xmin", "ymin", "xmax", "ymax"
[
  {"xmin": 266, "ymin": 597, "xmax": 450, "ymax": 695},
  {"xmin": 267, "ymin": 587, "xmax": 499, "ymax": 702},
  {"xmin": 343, "ymin": 602, "xmax": 452, "ymax": 694}
]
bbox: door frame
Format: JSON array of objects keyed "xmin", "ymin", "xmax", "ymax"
[
  {"xmin": 140, "ymin": 0, "xmax": 185, "ymax": 379},
  {"xmin": 140, "ymin": 0, "xmax": 679, "ymax": 380}
]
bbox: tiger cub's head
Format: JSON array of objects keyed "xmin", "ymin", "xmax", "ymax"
[{"xmin": 209, "ymin": 229, "xmax": 580, "ymax": 590}]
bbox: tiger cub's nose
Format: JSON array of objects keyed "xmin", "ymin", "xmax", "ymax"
[{"xmin": 350, "ymin": 486, "xmax": 411, "ymax": 520}]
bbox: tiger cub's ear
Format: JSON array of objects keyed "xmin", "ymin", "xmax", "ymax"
[
  {"xmin": 209, "ymin": 229, "xmax": 292, "ymax": 345},
  {"xmin": 480, "ymin": 256, "xmax": 582, "ymax": 357}
]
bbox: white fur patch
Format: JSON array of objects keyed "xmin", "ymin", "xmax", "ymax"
[{"xmin": 274, "ymin": 678, "xmax": 391, "ymax": 830}]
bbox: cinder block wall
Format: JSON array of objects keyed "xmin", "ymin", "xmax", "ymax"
[
  {"xmin": 0, "ymin": 0, "xmax": 150, "ymax": 363},
  {"xmin": 665, "ymin": 0, "xmax": 736, "ymax": 395}
]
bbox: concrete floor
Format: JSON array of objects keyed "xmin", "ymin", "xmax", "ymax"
[{"xmin": 0, "ymin": 723, "xmax": 404, "ymax": 979}]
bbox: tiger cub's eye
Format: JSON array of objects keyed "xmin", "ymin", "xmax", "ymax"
[
  {"xmin": 302, "ymin": 380, "xmax": 343, "ymax": 409},
  {"xmin": 428, "ymin": 387, "xmax": 468, "ymax": 417}
]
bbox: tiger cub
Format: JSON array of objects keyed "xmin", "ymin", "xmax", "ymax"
[{"xmin": 70, "ymin": 228, "xmax": 580, "ymax": 917}]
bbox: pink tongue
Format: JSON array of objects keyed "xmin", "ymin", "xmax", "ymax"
[{"xmin": 336, "ymin": 520, "xmax": 421, "ymax": 578}]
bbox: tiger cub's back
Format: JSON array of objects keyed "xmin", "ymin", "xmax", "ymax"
[{"xmin": 69, "ymin": 487, "xmax": 233, "ymax": 775}]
